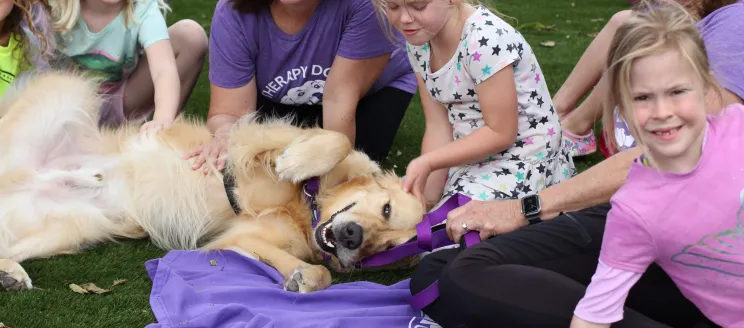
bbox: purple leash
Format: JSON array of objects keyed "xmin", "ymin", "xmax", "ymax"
[
  {"xmin": 302, "ymin": 177, "xmax": 331, "ymax": 264},
  {"xmin": 353, "ymin": 193, "xmax": 481, "ymax": 310}
]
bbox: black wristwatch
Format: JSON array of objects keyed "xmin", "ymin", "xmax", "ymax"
[{"xmin": 521, "ymin": 194, "xmax": 542, "ymax": 225}]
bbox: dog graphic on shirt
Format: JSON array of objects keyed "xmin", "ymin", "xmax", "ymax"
[{"xmin": 280, "ymin": 80, "xmax": 325, "ymax": 105}]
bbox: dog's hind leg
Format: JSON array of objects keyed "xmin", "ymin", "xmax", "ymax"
[
  {"xmin": 0, "ymin": 72, "xmax": 102, "ymax": 166},
  {"xmin": 0, "ymin": 259, "xmax": 32, "ymax": 291},
  {"xmin": 6, "ymin": 209, "xmax": 115, "ymax": 265}
]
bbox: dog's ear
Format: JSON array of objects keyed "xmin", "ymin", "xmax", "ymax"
[{"xmin": 320, "ymin": 151, "xmax": 382, "ymax": 189}]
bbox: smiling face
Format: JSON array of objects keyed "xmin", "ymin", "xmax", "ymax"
[
  {"xmin": 312, "ymin": 172, "xmax": 425, "ymax": 270},
  {"xmin": 623, "ymin": 49, "xmax": 708, "ymax": 172},
  {"xmin": 383, "ymin": 0, "xmax": 453, "ymax": 46}
]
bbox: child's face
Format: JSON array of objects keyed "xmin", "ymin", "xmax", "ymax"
[
  {"xmin": 626, "ymin": 49, "xmax": 708, "ymax": 166},
  {"xmin": 384, "ymin": 0, "xmax": 451, "ymax": 46},
  {"xmin": 0, "ymin": 0, "xmax": 13, "ymax": 22}
]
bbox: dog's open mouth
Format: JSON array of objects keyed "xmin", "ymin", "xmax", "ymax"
[{"xmin": 315, "ymin": 219, "xmax": 338, "ymax": 256}]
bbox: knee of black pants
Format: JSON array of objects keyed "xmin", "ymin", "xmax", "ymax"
[
  {"xmin": 437, "ymin": 242, "xmax": 507, "ymax": 300},
  {"xmin": 409, "ymin": 248, "xmax": 460, "ymax": 295}
]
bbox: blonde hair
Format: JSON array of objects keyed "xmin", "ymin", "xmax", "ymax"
[
  {"xmin": 52, "ymin": 0, "xmax": 171, "ymax": 34},
  {"xmin": 371, "ymin": 0, "xmax": 515, "ymax": 45},
  {"xmin": 602, "ymin": 0, "xmax": 724, "ymax": 157}
]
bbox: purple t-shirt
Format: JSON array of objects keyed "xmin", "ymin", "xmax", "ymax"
[
  {"xmin": 208, "ymin": 0, "xmax": 416, "ymax": 106},
  {"xmin": 612, "ymin": 0, "xmax": 744, "ymax": 152}
]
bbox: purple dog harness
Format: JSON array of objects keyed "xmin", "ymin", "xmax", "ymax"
[{"xmin": 301, "ymin": 178, "xmax": 480, "ymax": 311}]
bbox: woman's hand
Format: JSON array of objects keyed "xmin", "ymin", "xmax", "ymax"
[
  {"xmin": 403, "ymin": 155, "xmax": 434, "ymax": 208},
  {"xmin": 184, "ymin": 133, "xmax": 229, "ymax": 174},
  {"xmin": 445, "ymin": 199, "xmax": 527, "ymax": 243}
]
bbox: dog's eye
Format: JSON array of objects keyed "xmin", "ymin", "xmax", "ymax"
[{"xmin": 382, "ymin": 203, "xmax": 391, "ymax": 219}]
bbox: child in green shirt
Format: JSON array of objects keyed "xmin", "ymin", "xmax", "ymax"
[{"xmin": 0, "ymin": 0, "xmax": 56, "ymax": 96}]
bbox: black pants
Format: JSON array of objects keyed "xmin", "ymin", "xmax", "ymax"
[
  {"xmin": 410, "ymin": 204, "xmax": 716, "ymax": 328},
  {"xmin": 255, "ymin": 86, "xmax": 413, "ymax": 164}
]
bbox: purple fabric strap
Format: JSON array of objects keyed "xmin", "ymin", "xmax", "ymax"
[
  {"xmin": 356, "ymin": 193, "xmax": 473, "ymax": 268},
  {"xmin": 350, "ymin": 192, "xmax": 482, "ymax": 310},
  {"xmin": 409, "ymin": 230, "xmax": 480, "ymax": 311},
  {"xmin": 302, "ymin": 178, "xmax": 329, "ymax": 264}
]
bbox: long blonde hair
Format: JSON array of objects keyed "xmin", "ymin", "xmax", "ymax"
[
  {"xmin": 602, "ymin": 0, "xmax": 724, "ymax": 156},
  {"xmin": 52, "ymin": 0, "xmax": 171, "ymax": 34},
  {"xmin": 370, "ymin": 0, "xmax": 515, "ymax": 46}
]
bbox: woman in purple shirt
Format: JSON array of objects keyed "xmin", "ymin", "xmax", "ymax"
[{"xmin": 186, "ymin": 0, "xmax": 417, "ymax": 171}]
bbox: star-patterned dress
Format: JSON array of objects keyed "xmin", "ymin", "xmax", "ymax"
[{"xmin": 407, "ymin": 6, "xmax": 576, "ymax": 206}]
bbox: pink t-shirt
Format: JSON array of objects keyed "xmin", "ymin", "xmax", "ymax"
[{"xmin": 575, "ymin": 103, "xmax": 744, "ymax": 327}]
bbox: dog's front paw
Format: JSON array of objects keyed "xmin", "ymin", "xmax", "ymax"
[
  {"xmin": 283, "ymin": 265, "xmax": 331, "ymax": 293},
  {"xmin": 0, "ymin": 259, "xmax": 32, "ymax": 292},
  {"xmin": 275, "ymin": 146, "xmax": 325, "ymax": 183},
  {"xmin": 274, "ymin": 133, "xmax": 350, "ymax": 183}
]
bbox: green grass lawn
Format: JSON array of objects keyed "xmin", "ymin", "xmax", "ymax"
[{"xmin": 0, "ymin": 0, "xmax": 627, "ymax": 326}]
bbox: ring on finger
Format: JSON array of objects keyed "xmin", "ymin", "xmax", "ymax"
[{"xmin": 462, "ymin": 221, "xmax": 468, "ymax": 231}]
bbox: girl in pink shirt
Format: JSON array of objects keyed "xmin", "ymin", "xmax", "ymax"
[{"xmin": 571, "ymin": 1, "xmax": 744, "ymax": 327}]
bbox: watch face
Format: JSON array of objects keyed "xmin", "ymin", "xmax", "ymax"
[{"xmin": 523, "ymin": 195, "xmax": 540, "ymax": 214}]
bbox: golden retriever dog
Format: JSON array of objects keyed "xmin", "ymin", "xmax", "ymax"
[{"xmin": 0, "ymin": 71, "xmax": 426, "ymax": 293}]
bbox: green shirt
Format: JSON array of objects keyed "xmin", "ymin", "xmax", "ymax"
[
  {"xmin": 0, "ymin": 34, "xmax": 21, "ymax": 96},
  {"xmin": 58, "ymin": 0, "xmax": 170, "ymax": 89}
]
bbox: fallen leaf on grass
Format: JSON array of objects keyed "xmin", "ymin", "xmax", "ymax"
[
  {"xmin": 210, "ymin": 259, "xmax": 218, "ymax": 266},
  {"xmin": 112, "ymin": 279, "xmax": 127, "ymax": 287},
  {"xmin": 0, "ymin": 322, "xmax": 10, "ymax": 328},
  {"xmin": 69, "ymin": 282, "xmax": 111, "ymax": 294},
  {"xmin": 69, "ymin": 283, "xmax": 89, "ymax": 294},
  {"xmin": 571, "ymin": 2, "xmax": 575, "ymax": 7},
  {"xmin": 540, "ymin": 41, "xmax": 556, "ymax": 48},
  {"xmin": 590, "ymin": 18, "xmax": 605, "ymax": 23},
  {"xmin": 82, "ymin": 283, "xmax": 111, "ymax": 294}
]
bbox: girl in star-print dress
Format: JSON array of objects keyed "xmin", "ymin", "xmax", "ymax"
[{"xmin": 403, "ymin": 5, "xmax": 575, "ymax": 208}]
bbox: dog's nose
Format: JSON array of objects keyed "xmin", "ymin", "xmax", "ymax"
[{"xmin": 337, "ymin": 222, "xmax": 363, "ymax": 250}]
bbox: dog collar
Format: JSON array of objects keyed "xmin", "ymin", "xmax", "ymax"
[
  {"xmin": 223, "ymin": 164, "xmax": 322, "ymax": 227},
  {"xmin": 222, "ymin": 165, "xmax": 329, "ymax": 264},
  {"xmin": 302, "ymin": 177, "xmax": 321, "ymax": 228},
  {"xmin": 301, "ymin": 177, "xmax": 330, "ymax": 264},
  {"xmin": 222, "ymin": 160, "xmax": 242, "ymax": 215}
]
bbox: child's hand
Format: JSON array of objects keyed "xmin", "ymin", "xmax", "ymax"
[
  {"xmin": 140, "ymin": 119, "xmax": 173, "ymax": 136},
  {"xmin": 403, "ymin": 156, "xmax": 433, "ymax": 208}
]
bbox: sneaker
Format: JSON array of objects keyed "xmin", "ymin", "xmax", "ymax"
[{"xmin": 562, "ymin": 130, "xmax": 597, "ymax": 157}]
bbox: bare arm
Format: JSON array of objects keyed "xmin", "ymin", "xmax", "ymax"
[
  {"xmin": 416, "ymin": 73, "xmax": 455, "ymax": 207},
  {"xmin": 537, "ymin": 146, "xmax": 641, "ymax": 220},
  {"xmin": 207, "ymin": 77, "xmax": 258, "ymax": 136},
  {"xmin": 323, "ymin": 53, "xmax": 391, "ymax": 145},
  {"xmin": 446, "ymin": 145, "xmax": 642, "ymax": 241},
  {"xmin": 184, "ymin": 77, "xmax": 258, "ymax": 172},
  {"xmin": 145, "ymin": 39, "xmax": 181, "ymax": 123},
  {"xmin": 421, "ymin": 64, "xmax": 518, "ymax": 170}
]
